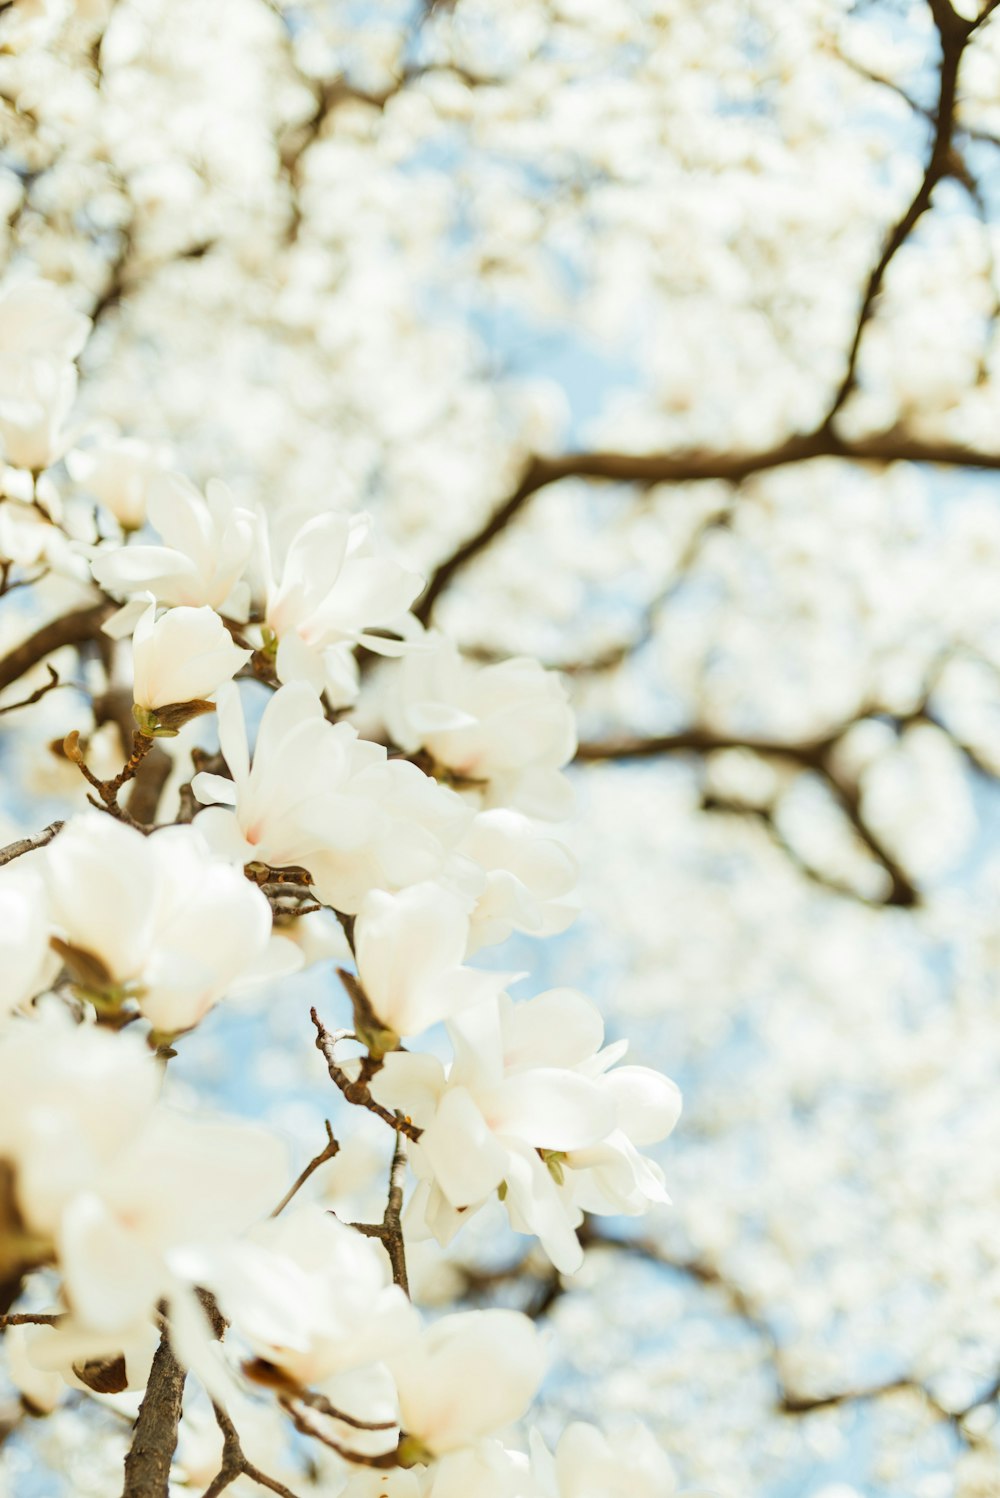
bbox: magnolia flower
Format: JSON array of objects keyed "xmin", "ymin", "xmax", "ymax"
[
  {"xmin": 457, "ymin": 809, "xmax": 578, "ymax": 952},
  {"xmin": 0, "ymin": 278, "xmax": 90, "ymax": 375},
  {"xmin": 0, "ymin": 1018, "xmax": 160, "ymax": 1254},
  {"xmin": 131, "ymin": 602, "xmax": 250, "ymax": 735},
  {"xmin": 264, "ymin": 510, "xmax": 423, "ymax": 707},
  {"xmin": 58, "ymin": 1107, "xmax": 285, "ymax": 1337},
  {"xmin": 373, "ymin": 989, "xmax": 681, "ymax": 1272},
  {"xmin": 425, "ymin": 1443, "xmax": 535, "ymax": 1498},
  {"xmin": 205, "ymin": 1204, "xmax": 414, "ymax": 1390},
  {"xmin": 66, "ymin": 438, "xmax": 171, "ymax": 531},
  {"xmin": 353, "ymin": 882, "xmax": 509, "ymax": 1045},
  {"xmin": 193, "ymin": 683, "xmax": 471, "ymax": 912},
  {"xmin": 0, "ymin": 358, "xmax": 78, "ymax": 472},
  {"xmin": 91, "ymin": 474, "xmax": 256, "ymax": 620},
  {"xmin": 384, "ymin": 634, "xmax": 577, "ymax": 818},
  {"xmin": 389, "ymin": 1310, "xmax": 545, "ymax": 1460},
  {"xmin": 0, "ymin": 864, "xmax": 57, "ymax": 1017},
  {"xmin": 530, "ymin": 1423, "xmax": 678, "ymax": 1498},
  {"xmin": 44, "ymin": 814, "xmax": 287, "ymax": 1036}
]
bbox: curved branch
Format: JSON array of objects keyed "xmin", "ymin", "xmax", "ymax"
[{"xmin": 415, "ymin": 430, "xmax": 1000, "ymax": 623}]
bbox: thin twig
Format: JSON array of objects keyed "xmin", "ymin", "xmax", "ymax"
[
  {"xmin": 271, "ymin": 1122, "xmax": 340, "ymax": 1218},
  {"xmin": 311, "ymin": 1008, "xmax": 422, "ymax": 1142},
  {"xmin": 200, "ymin": 1402, "xmax": 304, "ymax": 1498},
  {"xmin": 0, "ymin": 820, "xmax": 63, "ymax": 868}
]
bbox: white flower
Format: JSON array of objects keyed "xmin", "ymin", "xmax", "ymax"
[
  {"xmin": 530, "ymin": 1422, "xmax": 677, "ymax": 1498},
  {"xmin": 131, "ymin": 602, "xmax": 250, "ymax": 731},
  {"xmin": 193, "ymin": 683, "xmax": 471, "ymax": 913},
  {"xmin": 0, "ymin": 358, "xmax": 77, "ymax": 472},
  {"xmin": 206, "ymin": 1204, "xmax": 414, "ymax": 1390},
  {"xmin": 0, "ymin": 864, "xmax": 57, "ymax": 1017},
  {"xmin": 57, "ymin": 1107, "xmax": 286, "ymax": 1337},
  {"xmin": 390, "ymin": 1310, "xmax": 545, "ymax": 1459},
  {"xmin": 0, "ymin": 1018, "xmax": 160, "ymax": 1244},
  {"xmin": 353, "ymin": 882, "xmax": 509, "ymax": 1043},
  {"xmin": 0, "ymin": 278, "xmax": 90, "ymax": 374},
  {"xmin": 425, "ymin": 1443, "xmax": 536, "ymax": 1498},
  {"xmin": 91, "ymin": 474, "xmax": 256, "ymax": 619},
  {"xmin": 385, "ymin": 634, "xmax": 577, "ymax": 818},
  {"xmin": 457, "ymin": 809, "xmax": 578, "ymax": 952},
  {"xmin": 44, "ymin": 814, "xmax": 285, "ymax": 1036},
  {"xmin": 373, "ymin": 990, "xmax": 680, "ymax": 1272},
  {"xmin": 264, "ymin": 511, "xmax": 423, "ymax": 708},
  {"xmin": 66, "ymin": 438, "xmax": 170, "ymax": 531}
]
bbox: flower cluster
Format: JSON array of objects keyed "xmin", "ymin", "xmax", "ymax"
[{"xmin": 0, "ymin": 272, "xmax": 682, "ymax": 1495}]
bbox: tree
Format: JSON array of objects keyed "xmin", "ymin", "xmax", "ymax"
[{"xmin": 3, "ymin": 0, "xmax": 1000, "ymax": 1493}]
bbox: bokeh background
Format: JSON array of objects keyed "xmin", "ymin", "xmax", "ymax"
[{"xmin": 4, "ymin": 0, "xmax": 1000, "ymax": 1494}]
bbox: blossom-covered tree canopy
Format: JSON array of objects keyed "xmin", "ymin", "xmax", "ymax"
[{"xmin": 2, "ymin": 0, "xmax": 1000, "ymax": 1495}]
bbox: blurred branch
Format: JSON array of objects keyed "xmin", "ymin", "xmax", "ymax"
[
  {"xmin": 575, "ymin": 718, "xmax": 918, "ymax": 906},
  {"xmin": 0, "ymin": 603, "xmax": 110, "ymax": 693},
  {"xmin": 415, "ymin": 430, "xmax": 1000, "ymax": 624}
]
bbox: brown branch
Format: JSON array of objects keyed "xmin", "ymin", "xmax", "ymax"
[
  {"xmin": 414, "ymin": 429, "xmax": 1000, "ymax": 623},
  {"xmin": 271, "ymin": 1121, "xmax": 340, "ymax": 1218},
  {"xmin": 0, "ymin": 603, "xmax": 111, "ymax": 694},
  {"xmin": 64, "ymin": 727, "xmax": 153, "ymax": 824},
  {"xmin": 575, "ymin": 722, "xmax": 919, "ymax": 907},
  {"xmin": 121, "ymin": 1324, "xmax": 186, "ymax": 1498},
  {"xmin": 199, "ymin": 1403, "xmax": 303, "ymax": 1498},
  {"xmin": 0, "ymin": 665, "xmax": 65, "ymax": 718},
  {"xmin": 0, "ymin": 820, "xmax": 63, "ymax": 868},
  {"xmin": 347, "ymin": 1133, "xmax": 411, "ymax": 1296},
  {"xmin": 310, "ymin": 1008, "xmax": 423, "ymax": 1143},
  {"xmin": 822, "ymin": 0, "xmax": 971, "ymax": 424}
]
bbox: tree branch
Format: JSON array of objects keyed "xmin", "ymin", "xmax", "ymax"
[
  {"xmin": 199, "ymin": 1403, "xmax": 303, "ymax": 1498},
  {"xmin": 0, "ymin": 821, "xmax": 63, "ymax": 868},
  {"xmin": 121, "ymin": 1324, "xmax": 186, "ymax": 1498},
  {"xmin": 0, "ymin": 603, "xmax": 111, "ymax": 694},
  {"xmin": 414, "ymin": 429, "xmax": 1000, "ymax": 622}
]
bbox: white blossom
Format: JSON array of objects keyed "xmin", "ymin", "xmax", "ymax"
[
  {"xmin": 0, "ymin": 864, "xmax": 57, "ymax": 1017},
  {"xmin": 353, "ymin": 882, "xmax": 509, "ymax": 1043},
  {"xmin": 384, "ymin": 634, "xmax": 577, "ymax": 818},
  {"xmin": 373, "ymin": 989, "xmax": 680, "ymax": 1272},
  {"xmin": 389, "ymin": 1309, "xmax": 545, "ymax": 1459},
  {"xmin": 193, "ymin": 683, "xmax": 471, "ymax": 912},
  {"xmin": 264, "ymin": 510, "xmax": 423, "ymax": 707},
  {"xmin": 205, "ymin": 1204, "xmax": 414, "ymax": 1390},
  {"xmin": 130, "ymin": 601, "xmax": 250, "ymax": 731},
  {"xmin": 44, "ymin": 814, "xmax": 287, "ymax": 1035},
  {"xmin": 66, "ymin": 438, "xmax": 171, "ymax": 531},
  {"xmin": 91, "ymin": 474, "xmax": 257, "ymax": 619}
]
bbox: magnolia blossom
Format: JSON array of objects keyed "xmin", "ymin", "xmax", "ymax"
[
  {"xmin": 131, "ymin": 602, "xmax": 250, "ymax": 733},
  {"xmin": 193, "ymin": 683, "xmax": 471, "ymax": 912},
  {"xmin": 530, "ymin": 1423, "xmax": 678, "ymax": 1498},
  {"xmin": 384, "ymin": 634, "xmax": 577, "ymax": 817},
  {"xmin": 353, "ymin": 882, "xmax": 509, "ymax": 1043},
  {"xmin": 264, "ymin": 510, "xmax": 423, "ymax": 707},
  {"xmin": 206, "ymin": 1204, "xmax": 413, "ymax": 1391},
  {"xmin": 0, "ymin": 358, "xmax": 78, "ymax": 472},
  {"xmin": 0, "ymin": 864, "xmax": 56, "ymax": 1016},
  {"xmin": 457, "ymin": 809, "xmax": 578, "ymax": 952},
  {"xmin": 425, "ymin": 1443, "xmax": 534, "ymax": 1498},
  {"xmin": 44, "ymin": 814, "xmax": 288, "ymax": 1035},
  {"xmin": 0, "ymin": 1016, "xmax": 286, "ymax": 1352},
  {"xmin": 66, "ymin": 437, "xmax": 171, "ymax": 530},
  {"xmin": 0, "ymin": 278, "xmax": 90, "ymax": 376},
  {"xmin": 91, "ymin": 474, "xmax": 256, "ymax": 620},
  {"xmin": 389, "ymin": 1309, "xmax": 545, "ymax": 1459},
  {"xmin": 373, "ymin": 989, "xmax": 681, "ymax": 1272}
]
